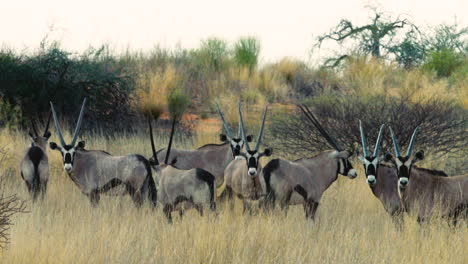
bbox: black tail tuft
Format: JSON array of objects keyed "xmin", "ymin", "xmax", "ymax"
[
  {"xmin": 263, "ymin": 159, "xmax": 280, "ymax": 207},
  {"xmin": 28, "ymin": 146, "xmax": 44, "ymax": 201},
  {"xmin": 196, "ymin": 168, "xmax": 216, "ymax": 211},
  {"xmin": 135, "ymin": 154, "xmax": 158, "ymax": 207}
]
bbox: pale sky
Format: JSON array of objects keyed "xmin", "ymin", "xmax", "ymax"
[{"xmin": 1, "ymin": 0, "xmax": 466, "ymax": 62}]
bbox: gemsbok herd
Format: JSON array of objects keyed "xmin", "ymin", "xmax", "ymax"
[{"xmin": 20, "ymin": 99, "xmax": 467, "ymax": 225}]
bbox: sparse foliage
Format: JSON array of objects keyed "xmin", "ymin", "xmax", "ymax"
[
  {"xmin": 316, "ymin": 6, "xmax": 417, "ymax": 67},
  {"xmin": 270, "ymin": 95, "xmax": 467, "ymax": 158}
]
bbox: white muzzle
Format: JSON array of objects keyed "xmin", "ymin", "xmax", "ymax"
[
  {"xmin": 64, "ymin": 163, "xmax": 73, "ymax": 173},
  {"xmin": 399, "ymin": 177, "xmax": 408, "ymax": 188},
  {"xmin": 367, "ymin": 175, "xmax": 376, "ymax": 185},
  {"xmin": 248, "ymin": 168, "xmax": 257, "ymax": 176},
  {"xmin": 348, "ymin": 169, "xmax": 357, "ymax": 179}
]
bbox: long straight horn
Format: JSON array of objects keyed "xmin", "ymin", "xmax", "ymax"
[
  {"xmin": 238, "ymin": 102, "xmax": 251, "ymax": 151},
  {"xmin": 373, "ymin": 124, "xmax": 385, "ymax": 157},
  {"xmin": 70, "ymin": 98, "xmax": 87, "ymax": 146},
  {"xmin": 254, "ymin": 105, "xmax": 268, "ymax": 150},
  {"xmin": 43, "ymin": 111, "xmax": 52, "ymax": 136},
  {"xmin": 359, "ymin": 120, "xmax": 369, "ymax": 157},
  {"xmin": 406, "ymin": 126, "xmax": 420, "ymax": 157},
  {"xmin": 148, "ymin": 116, "xmax": 159, "ymax": 165},
  {"xmin": 164, "ymin": 117, "xmax": 177, "ymax": 165},
  {"xmin": 298, "ymin": 104, "xmax": 342, "ymax": 151},
  {"xmin": 31, "ymin": 119, "xmax": 39, "ymax": 137},
  {"xmin": 388, "ymin": 127, "xmax": 401, "ymax": 157},
  {"xmin": 216, "ymin": 103, "xmax": 233, "ymax": 139},
  {"xmin": 50, "ymin": 102, "xmax": 66, "ymax": 146}
]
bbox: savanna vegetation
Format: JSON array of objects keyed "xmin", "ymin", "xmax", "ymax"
[{"xmin": 0, "ymin": 6, "xmax": 467, "ymax": 264}]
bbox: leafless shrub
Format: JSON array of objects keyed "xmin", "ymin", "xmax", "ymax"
[
  {"xmin": 0, "ymin": 149, "xmax": 27, "ymax": 248},
  {"xmin": 269, "ymin": 95, "xmax": 467, "ymax": 158}
]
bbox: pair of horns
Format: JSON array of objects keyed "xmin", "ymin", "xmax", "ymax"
[
  {"xmin": 359, "ymin": 121, "xmax": 385, "ymax": 158},
  {"xmin": 389, "ymin": 126, "xmax": 420, "ymax": 157},
  {"xmin": 298, "ymin": 104, "xmax": 342, "ymax": 151},
  {"xmin": 50, "ymin": 98, "xmax": 87, "ymax": 147},
  {"xmin": 31, "ymin": 112, "xmax": 52, "ymax": 137},
  {"xmin": 148, "ymin": 113, "xmax": 178, "ymax": 166},
  {"xmin": 238, "ymin": 103, "xmax": 268, "ymax": 152}
]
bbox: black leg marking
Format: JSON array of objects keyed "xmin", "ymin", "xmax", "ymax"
[
  {"xmin": 89, "ymin": 190, "xmax": 100, "ymax": 207},
  {"xmin": 304, "ymin": 199, "xmax": 319, "ymax": 220},
  {"xmin": 163, "ymin": 204, "xmax": 173, "ymax": 223},
  {"xmin": 448, "ymin": 203, "xmax": 467, "ymax": 227},
  {"xmin": 195, "ymin": 204, "xmax": 204, "ymax": 216}
]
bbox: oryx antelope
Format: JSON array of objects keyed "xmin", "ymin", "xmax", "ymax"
[
  {"xmin": 385, "ymin": 127, "xmax": 467, "ymax": 224},
  {"xmin": 223, "ymin": 104, "xmax": 272, "ymax": 214},
  {"xmin": 49, "ymin": 99, "xmax": 157, "ymax": 207},
  {"xmin": 262, "ymin": 105, "xmax": 357, "ymax": 220},
  {"xmin": 153, "ymin": 103, "xmax": 252, "ymax": 189},
  {"xmin": 20, "ymin": 114, "xmax": 52, "ymax": 200},
  {"xmin": 357, "ymin": 121, "xmax": 402, "ymax": 218},
  {"xmin": 148, "ymin": 115, "xmax": 216, "ymax": 223}
]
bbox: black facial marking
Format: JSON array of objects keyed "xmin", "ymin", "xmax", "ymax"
[
  {"xmin": 364, "ymin": 157, "xmax": 377, "ymax": 177},
  {"xmin": 64, "ymin": 153, "xmax": 72, "ymax": 164}
]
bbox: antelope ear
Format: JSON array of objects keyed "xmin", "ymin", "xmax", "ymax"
[
  {"xmin": 331, "ymin": 150, "xmax": 350, "ymax": 159},
  {"xmin": 246, "ymin": 135, "xmax": 253, "ymax": 142},
  {"xmin": 44, "ymin": 131, "xmax": 51, "ymax": 139},
  {"xmin": 28, "ymin": 132, "xmax": 35, "ymax": 139},
  {"xmin": 77, "ymin": 141, "xmax": 85, "ymax": 149},
  {"xmin": 49, "ymin": 142, "xmax": 58, "ymax": 150},
  {"xmin": 219, "ymin": 134, "xmax": 228, "ymax": 142},
  {"xmin": 384, "ymin": 153, "xmax": 393, "ymax": 162},
  {"xmin": 263, "ymin": 148, "xmax": 273, "ymax": 157},
  {"xmin": 415, "ymin": 150, "xmax": 424, "ymax": 161}
]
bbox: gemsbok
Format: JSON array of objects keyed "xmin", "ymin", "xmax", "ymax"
[
  {"xmin": 223, "ymin": 103, "xmax": 272, "ymax": 214},
  {"xmin": 49, "ymin": 99, "xmax": 157, "ymax": 207},
  {"xmin": 357, "ymin": 121, "xmax": 402, "ymax": 220},
  {"xmin": 153, "ymin": 103, "xmax": 252, "ymax": 190},
  {"xmin": 262, "ymin": 104, "xmax": 357, "ymax": 220},
  {"xmin": 385, "ymin": 127, "xmax": 467, "ymax": 224},
  {"xmin": 20, "ymin": 114, "xmax": 52, "ymax": 200},
  {"xmin": 147, "ymin": 115, "xmax": 216, "ymax": 223}
]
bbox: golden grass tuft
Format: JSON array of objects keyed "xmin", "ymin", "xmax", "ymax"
[
  {"xmin": 134, "ymin": 65, "xmax": 183, "ymax": 118},
  {"xmin": 0, "ymin": 130, "xmax": 466, "ymax": 263}
]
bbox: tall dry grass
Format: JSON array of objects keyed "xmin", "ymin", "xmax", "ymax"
[{"xmin": 0, "ymin": 129, "xmax": 466, "ymax": 263}]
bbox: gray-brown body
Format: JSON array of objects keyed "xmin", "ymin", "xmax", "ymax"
[
  {"xmin": 154, "ymin": 165, "xmax": 215, "ymax": 222},
  {"xmin": 400, "ymin": 168, "xmax": 467, "ymax": 222},
  {"xmin": 66, "ymin": 149, "xmax": 157, "ymax": 207},
  {"xmin": 223, "ymin": 158, "xmax": 266, "ymax": 213},
  {"xmin": 20, "ymin": 138, "xmax": 49, "ymax": 200},
  {"xmin": 156, "ymin": 143, "xmax": 233, "ymax": 189},
  {"xmin": 262, "ymin": 150, "xmax": 356, "ymax": 219},
  {"xmin": 368, "ymin": 164, "xmax": 402, "ymax": 217}
]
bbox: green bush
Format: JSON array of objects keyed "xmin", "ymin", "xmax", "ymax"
[
  {"xmin": 234, "ymin": 37, "xmax": 260, "ymax": 72},
  {"xmin": 423, "ymin": 48, "xmax": 465, "ymax": 78}
]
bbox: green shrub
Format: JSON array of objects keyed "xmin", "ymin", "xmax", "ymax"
[
  {"xmin": 233, "ymin": 37, "xmax": 260, "ymax": 72},
  {"xmin": 423, "ymin": 48, "xmax": 464, "ymax": 78}
]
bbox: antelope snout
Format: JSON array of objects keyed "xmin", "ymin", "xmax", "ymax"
[
  {"xmin": 248, "ymin": 168, "xmax": 257, "ymax": 176},
  {"xmin": 348, "ymin": 169, "xmax": 357, "ymax": 179},
  {"xmin": 399, "ymin": 178, "xmax": 408, "ymax": 188},
  {"xmin": 64, "ymin": 163, "xmax": 73, "ymax": 173},
  {"xmin": 367, "ymin": 175, "xmax": 376, "ymax": 186}
]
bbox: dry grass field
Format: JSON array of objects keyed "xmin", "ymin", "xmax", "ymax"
[{"xmin": 0, "ymin": 129, "xmax": 466, "ymax": 264}]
